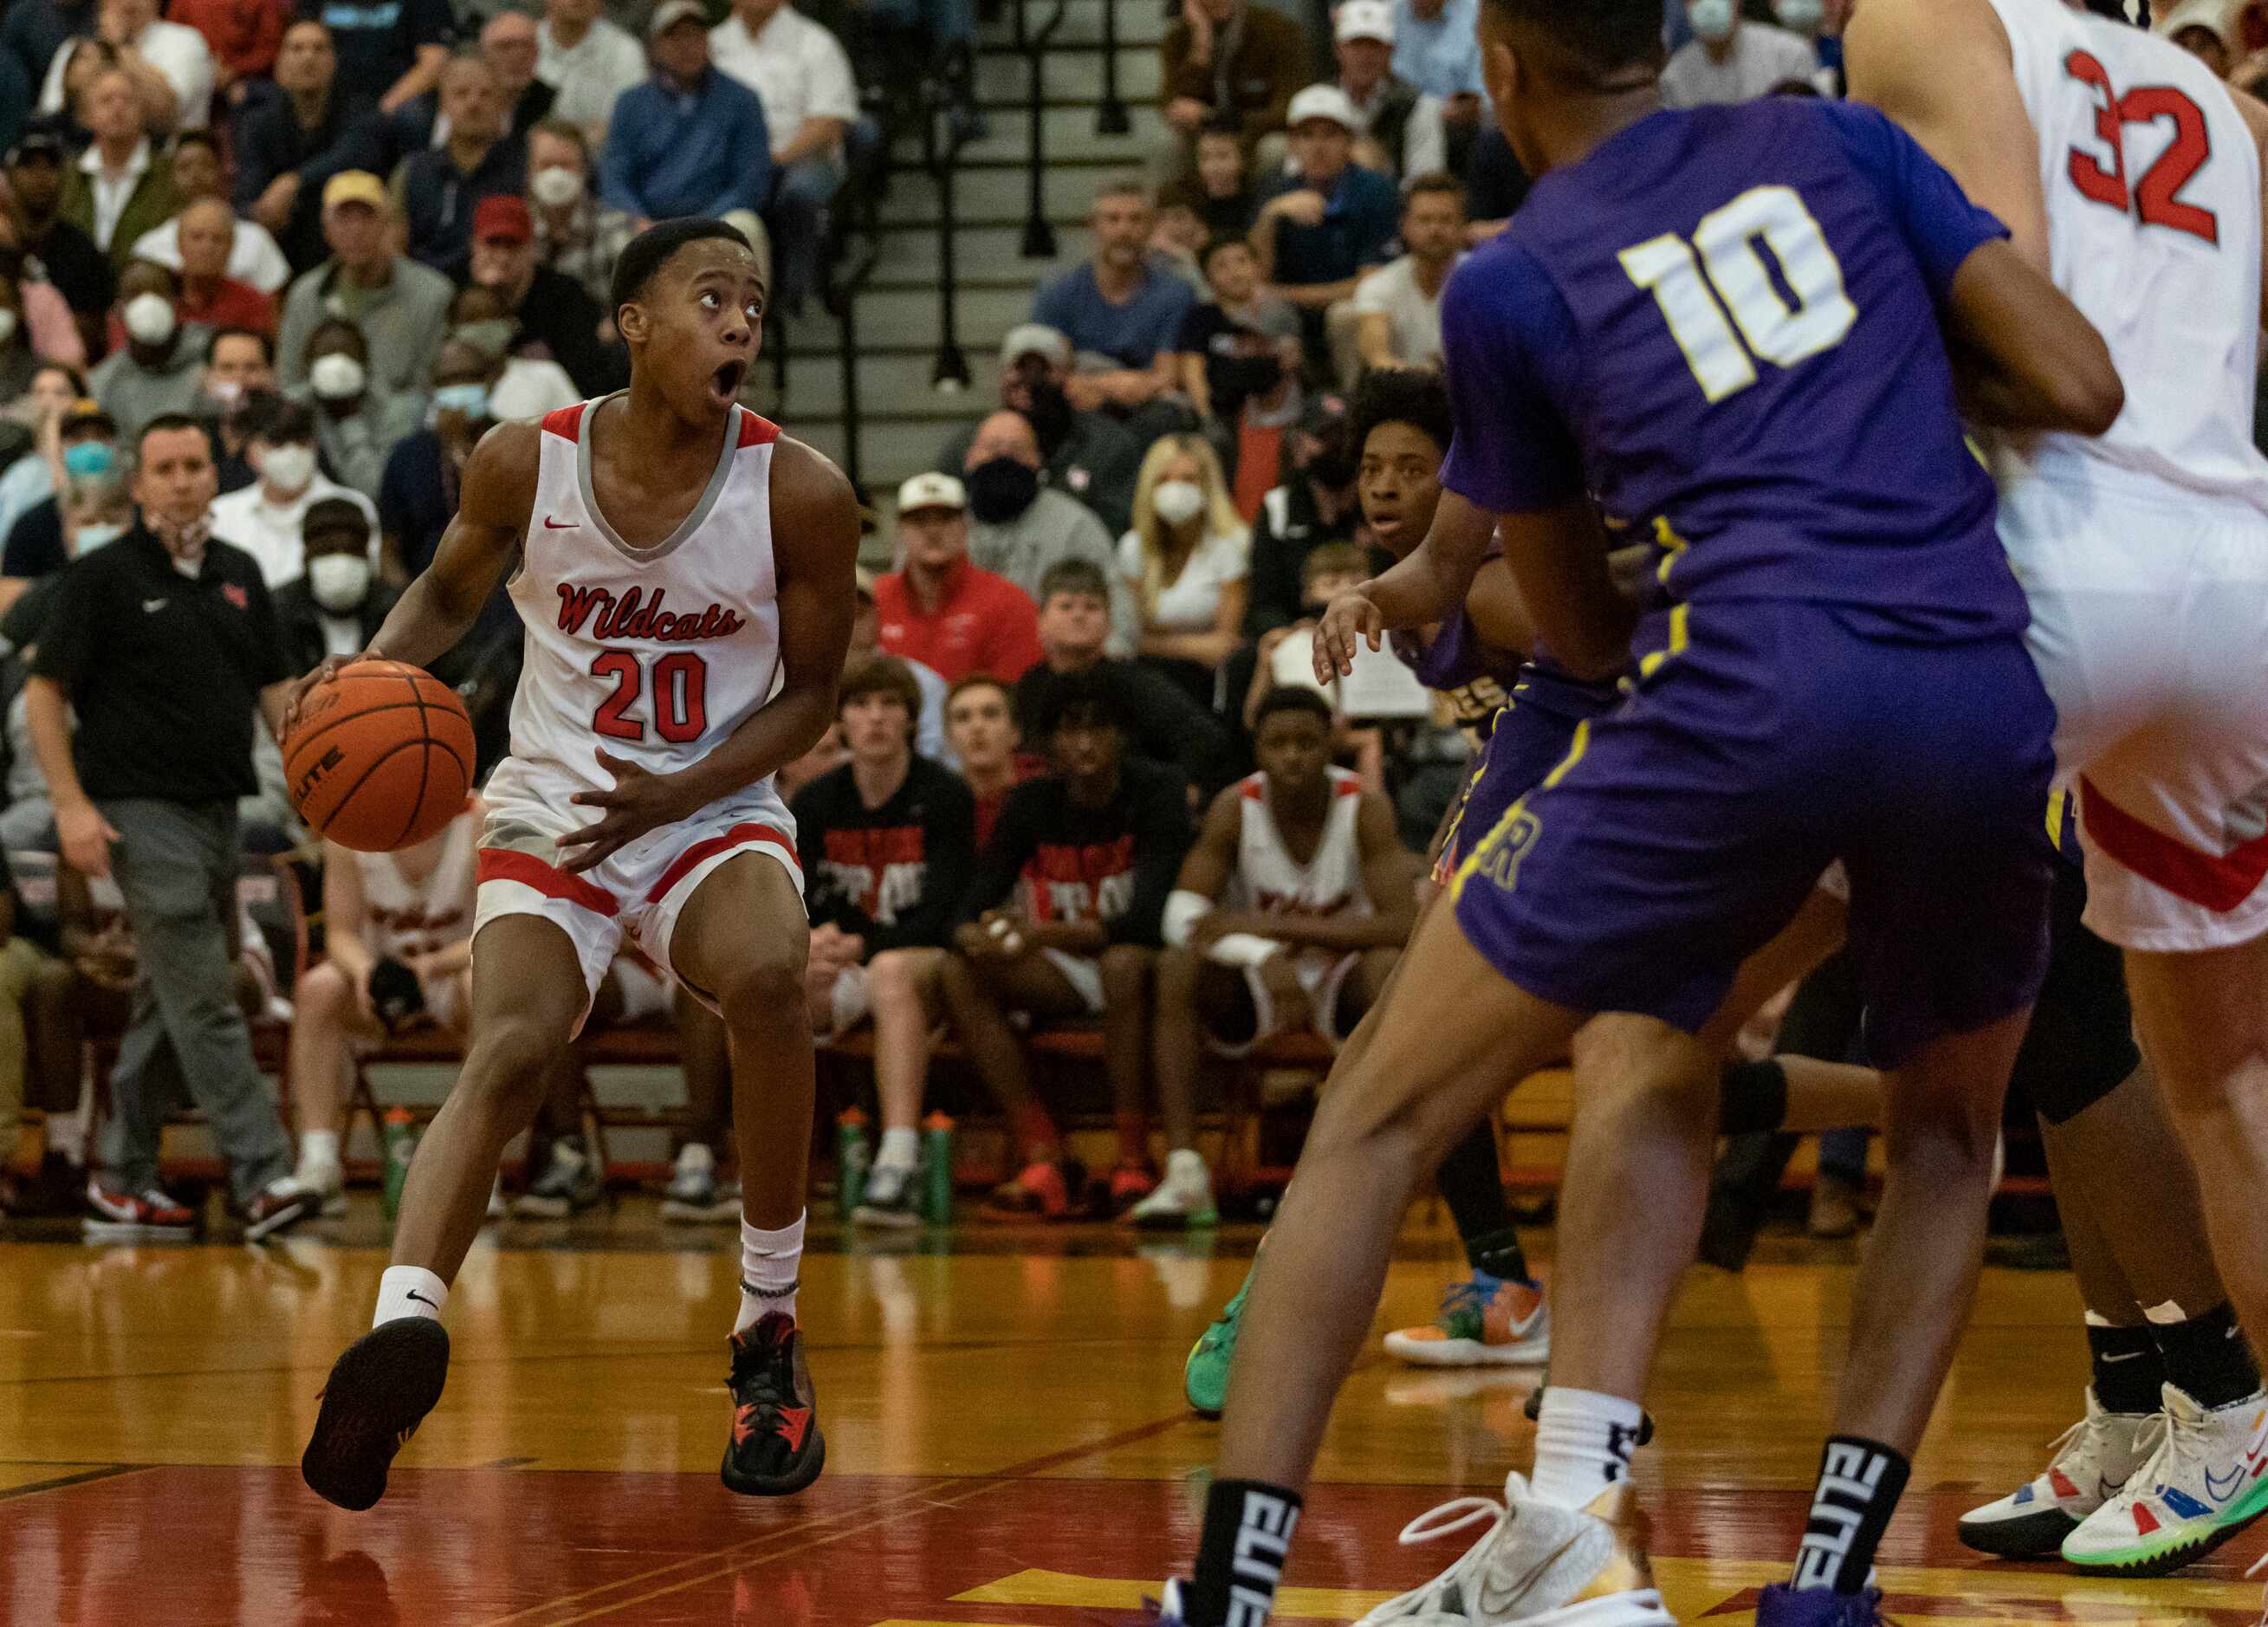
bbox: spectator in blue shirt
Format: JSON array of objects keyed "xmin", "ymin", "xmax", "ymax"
[
  {"xmin": 298, "ymin": 0, "xmax": 454, "ymax": 120},
  {"xmin": 1390, "ymin": 0, "xmax": 1486, "ymax": 158},
  {"xmin": 1247, "ymin": 85, "xmax": 1398, "ymax": 365},
  {"xmin": 599, "ymin": 0, "xmax": 773, "ymax": 237},
  {"xmin": 1030, "ymin": 181, "xmax": 1196, "ymax": 421}
]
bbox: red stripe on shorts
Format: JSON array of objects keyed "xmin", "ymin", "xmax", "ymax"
[
  {"xmin": 477, "ymin": 847, "xmax": 620, "ymax": 917},
  {"xmin": 645, "ymin": 823, "xmax": 800, "ymax": 906},
  {"xmin": 2079, "ymin": 776, "xmax": 2268, "ymax": 913}
]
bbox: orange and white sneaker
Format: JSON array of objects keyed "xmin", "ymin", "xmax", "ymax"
[{"xmin": 1383, "ymin": 1271, "xmax": 1551, "ymax": 1367}]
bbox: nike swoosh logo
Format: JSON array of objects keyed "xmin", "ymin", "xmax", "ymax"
[
  {"xmin": 2100, "ymin": 1350, "xmax": 2146, "ymax": 1362},
  {"xmin": 543, "ymin": 516, "xmax": 574, "ymax": 529},
  {"xmin": 406, "ymin": 1289, "xmax": 436, "ymax": 1307},
  {"xmin": 1477, "ymin": 1525, "xmax": 1584, "ymax": 1617},
  {"xmin": 142, "ymin": 599, "xmax": 166, "ymax": 613},
  {"xmin": 2207, "ymin": 1463, "xmax": 2244, "ymax": 1501}
]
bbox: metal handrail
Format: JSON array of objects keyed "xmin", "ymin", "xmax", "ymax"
[
  {"xmin": 1014, "ymin": 0, "xmax": 1069, "ymax": 258},
  {"xmin": 1097, "ymin": 0, "xmax": 1129, "ymax": 134},
  {"xmin": 922, "ymin": 53, "xmax": 978, "ymax": 391}
]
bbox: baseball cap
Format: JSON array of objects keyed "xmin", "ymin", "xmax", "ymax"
[
  {"xmin": 60, "ymin": 399, "xmax": 116, "ymax": 436},
  {"xmin": 648, "ymin": 0, "xmax": 707, "ymax": 36},
  {"xmin": 1286, "ymin": 84, "xmax": 1359, "ymax": 132},
  {"xmin": 3, "ymin": 120, "xmax": 68, "ymax": 167},
  {"xmin": 999, "ymin": 323, "xmax": 1072, "ymax": 368},
  {"xmin": 1335, "ymin": 0, "xmax": 1393, "ymax": 43},
  {"xmin": 322, "ymin": 171, "xmax": 388, "ymax": 213},
  {"xmin": 897, "ymin": 472, "xmax": 967, "ymax": 515},
  {"xmin": 473, "ymin": 193, "xmax": 533, "ymax": 244}
]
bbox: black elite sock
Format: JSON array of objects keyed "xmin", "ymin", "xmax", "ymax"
[
  {"xmin": 1185, "ymin": 1479, "xmax": 1303, "ymax": 1626},
  {"xmin": 1791, "ymin": 1435, "xmax": 1910, "ymax": 1593},
  {"xmin": 2150, "ymin": 1301, "xmax": 2261, "ymax": 1409},
  {"xmin": 1715, "ymin": 1059, "xmax": 1790, "ymax": 1137},
  {"xmin": 2085, "ymin": 1318, "xmax": 2166, "ymax": 1416},
  {"xmin": 1436, "ymin": 1120, "xmax": 1525, "ymax": 1275}
]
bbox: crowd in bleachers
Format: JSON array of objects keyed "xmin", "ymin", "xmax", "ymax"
[{"xmin": 0, "ymin": 0, "xmax": 2254, "ymax": 1241}]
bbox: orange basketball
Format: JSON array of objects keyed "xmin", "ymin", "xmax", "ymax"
[{"xmin": 284, "ymin": 659, "xmax": 476, "ymax": 852}]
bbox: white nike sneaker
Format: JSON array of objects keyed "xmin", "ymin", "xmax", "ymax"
[
  {"xmin": 1958, "ymin": 1387, "xmax": 2161, "ymax": 1558},
  {"xmin": 2064, "ymin": 1382, "xmax": 2268, "ymax": 1576},
  {"xmin": 1355, "ymin": 1473, "xmax": 1674, "ymax": 1626},
  {"xmin": 1127, "ymin": 1149, "xmax": 1218, "ymax": 1230}
]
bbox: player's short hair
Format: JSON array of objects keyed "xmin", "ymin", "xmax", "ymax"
[
  {"xmin": 136, "ymin": 412, "xmax": 212, "ymax": 459},
  {"xmin": 1351, "ymin": 366, "xmax": 1454, "ymax": 460},
  {"xmin": 1403, "ymin": 171, "xmax": 1466, "ymax": 212},
  {"xmin": 1092, "ymin": 177, "xmax": 1151, "ymax": 210},
  {"xmin": 839, "ymin": 652, "xmax": 923, "ymax": 731},
  {"xmin": 1198, "ymin": 234, "xmax": 1253, "ymax": 274},
  {"xmin": 170, "ymin": 128, "xmax": 220, "ymax": 161},
  {"xmin": 1039, "ymin": 558, "xmax": 1111, "ymax": 605},
  {"xmin": 1300, "ymin": 541, "xmax": 1368, "ymax": 587},
  {"xmin": 255, "ymin": 395, "xmax": 316, "ymax": 444},
  {"xmin": 208, "ymin": 325, "xmax": 275, "ymax": 365},
  {"xmin": 608, "ymin": 217, "xmax": 755, "ymax": 321},
  {"xmin": 1028, "ymin": 664, "xmax": 1133, "ymax": 741},
  {"xmin": 1254, "ymin": 684, "xmax": 1333, "ymax": 732},
  {"xmin": 1481, "ymin": 0, "xmax": 1665, "ymax": 83},
  {"xmin": 946, "ymin": 671, "xmax": 1012, "ymax": 712}
]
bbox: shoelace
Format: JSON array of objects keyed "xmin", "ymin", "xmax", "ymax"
[
  {"xmin": 1358, "ymin": 1494, "xmax": 1510, "ymax": 1621},
  {"xmin": 2043, "ymin": 1410, "xmax": 2166, "ymax": 1496},
  {"xmin": 2122, "ymin": 1397, "xmax": 2205, "ymax": 1507}
]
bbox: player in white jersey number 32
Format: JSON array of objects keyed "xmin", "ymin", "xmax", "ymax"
[{"xmin": 290, "ymin": 217, "xmax": 861, "ymax": 1513}]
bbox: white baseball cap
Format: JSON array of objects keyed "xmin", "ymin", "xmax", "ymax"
[
  {"xmin": 999, "ymin": 323, "xmax": 1072, "ymax": 367},
  {"xmin": 897, "ymin": 472, "xmax": 967, "ymax": 515},
  {"xmin": 1335, "ymin": 1, "xmax": 1394, "ymax": 44},
  {"xmin": 1286, "ymin": 83, "xmax": 1360, "ymax": 132}
]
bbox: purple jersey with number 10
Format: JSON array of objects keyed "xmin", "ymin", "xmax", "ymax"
[{"xmin": 1440, "ymin": 98, "xmax": 2029, "ymax": 638}]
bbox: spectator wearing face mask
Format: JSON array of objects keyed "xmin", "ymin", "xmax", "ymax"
[
  {"xmin": 940, "ymin": 326, "xmax": 1143, "ymax": 539},
  {"xmin": 293, "ymin": 317, "xmax": 420, "ymax": 502},
  {"xmin": 207, "ymin": 395, "xmax": 377, "ymax": 586},
  {"xmin": 960, "ymin": 408, "xmax": 1136, "ymax": 658},
  {"xmin": 445, "ymin": 279, "xmax": 580, "ymax": 419},
  {"xmin": 526, "ymin": 120, "xmax": 638, "ymax": 308},
  {"xmin": 275, "ymin": 172, "xmax": 455, "ymax": 398},
  {"xmin": 1177, "ymin": 235, "xmax": 1299, "ymax": 432},
  {"xmin": 1118, "ymin": 433, "xmax": 1249, "ymax": 701},
  {"xmin": 0, "ymin": 366, "xmax": 87, "ymax": 545},
  {"xmin": 129, "ymin": 133, "xmax": 295, "ymax": 300},
  {"xmin": 89, "ymin": 261, "xmax": 211, "ymax": 443},
  {"xmin": 1243, "ymin": 398, "xmax": 1363, "ymax": 636},
  {"xmin": 465, "ymin": 192, "xmax": 624, "ymax": 398},
  {"xmin": 394, "ymin": 51, "xmax": 530, "ymax": 281},
  {"xmin": 3, "ymin": 399, "xmax": 115, "ymax": 580},
  {"xmin": 1769, "ymin": 0, "xmax": 1840, "ymax": 88},
  {"xmin": 59, "ymin": 68, "xmax": 181, "ymax": 267},
  {"xmin": 1661, "ymin": 0, "xmax": 1819, "ymax": 106},
  {"xmin": 270, "ymin": 495, "xmax": 399, "ymax": 671}
]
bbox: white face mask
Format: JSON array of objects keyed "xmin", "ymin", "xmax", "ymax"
[
  {"xmin": 0, "ymin": 309, "xmax": 16, "ymax": 346},
  {"xmin": 122, "ymin": 291, "xmax": 178, "ymax": 346},
  {"xmin": 308, "ymin": 552, "xmax": 371, "ymax": 613},
  {"xmin": 1772, "ymin": 0, "xmax": 1822, "ymax": 28},
  {"xmin": 1152, "ymin": 477, "xmax": 1207, "ymax": 528},
  {"xmin": 308, "ymin": 352, "xmax": 367, "ymax": 401},
  {"xmin": 530, "ymin": 165, "xmax": 584, "ymax": 208},
  {"xmin": 73, "ymin": 519, "xmax": 126, "ymax": 554},
  {"xmin": 261, "ymin": 443, "xmax": 316, "ymax": 495},
  {"xmin": 1688, "ymin": 0, "xmax": 1737, "ymax": 40}
]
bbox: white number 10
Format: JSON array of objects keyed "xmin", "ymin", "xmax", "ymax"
[{"xmin": 1618, "ymin": 185, "xmax": 1857, "ymax": 404}]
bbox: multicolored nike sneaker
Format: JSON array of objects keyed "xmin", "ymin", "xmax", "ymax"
[
  {"xmin": 2062, "ymin": 1382, "xmax": 2268, "ymax": 1575},
  {"xmin": 1958, "ymin": 1387, "xmax": 2161, "ymax": 1558},
  {"xmin": 1183, "ymin": 1270, "xmax": 1253, "ymax": 1419},
  {"xmin": 1382, "ymin": 1271, "xmax": 1550, "ymax": 1367}
]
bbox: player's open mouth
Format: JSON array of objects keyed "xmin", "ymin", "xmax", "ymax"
[{"xmin": 710, "ymin": 361, "xmax": 746, "ymax": 405}]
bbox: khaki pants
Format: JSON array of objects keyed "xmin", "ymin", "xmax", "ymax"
[{"xmin": 0, "ymin": 937, "xmax": 68, "ymax": 1149}]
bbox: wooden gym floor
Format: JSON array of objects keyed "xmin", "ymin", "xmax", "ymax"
[{"xmin": 0, "ymin": 1203, "xmax": 2258, "ymax": 1625}]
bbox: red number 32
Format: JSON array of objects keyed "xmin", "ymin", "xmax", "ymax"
[
  {"xmin": 592, "ymin": 649, "xmax": 710, "ymax": 743},
  {"xmin": 2065, "ymin": 49, "xmax": 2219, "ymax": 244}
]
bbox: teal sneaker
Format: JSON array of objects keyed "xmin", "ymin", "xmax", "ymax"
[
  {"xmin": 1184, "ymin": 1269, "xmax": 1254, "ymax": 1418},
  {"xmin": 2062, "ymin": 1382, "xmax": 2268, "ymax": 1575}
]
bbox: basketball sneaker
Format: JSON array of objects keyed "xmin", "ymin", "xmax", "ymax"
[
  {"xmin": 1383, "ymin": 1271, "xmax": 1551, "ymax": 1368},
  {"xmin": 1110, "ymin": 1162, "xmax": 1158, "ymax": 1215},
  {"xmin": 852, "ymin": 1159, "xmax": 922, "ymax": 1228},
  {"xmin": 1351, "ymin": 1472, "xmax": 1673, "ymax": 1625},
  {"xmin": 515, "ymin": 1139, "xmax": 603, "ymax": 1218},
  {"xmin": 2062, "ymin": 1382, "xmax": 2268, "ymax": 1575},
  {"xmin": 82, "ymin": 1180, "xmax": 195, "ymax": 1239},
  {"xmin": 660, "ymin": 1144, "xmax": 736, "ymax": 1223},
  {"xmin": 295, "ymin": 1159, "xmax": 348, "ymax": 1217},
  {"xmin": 984, "ymin": 1157, "xmax": 1081, "ymax": 1219},
  {"xmin": 1957, "ymin": 1387, "xmax": 2161, "ymax": 1558},
  {"xmin": 1183, "ymin": 1273, "xmax": 1251, "ymax": 1418},
  {"xmin": 1751, "ymin": 1583, "xmax": 1887, "ymax": 1625},
  {"xmin": 720, "ymin": 1311, "xmax": 826, "ymax": 1496},
  {"xmin": 301, "ymin": 1315, "xmax": 450, "ymax": 1510},
  {"xmin": 1127, "ymin": 1150, "xmax": 1218, "ymax": 1230},
  {"xmin": 243, "ymin": 1176, "xmax": 320, "ymax": 1241}
]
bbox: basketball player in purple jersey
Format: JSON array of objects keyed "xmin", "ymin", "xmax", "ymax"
[{"xmin": 1152, "ymin": 0, "xmax": 2129, "ymax": 1622}]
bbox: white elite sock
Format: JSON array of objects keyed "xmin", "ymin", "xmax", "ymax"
[
  {"xmin": 1530, "ymin": 1385, "xmax": 1648, "ymax": 1508},
  {"xmin": 736, "ymin": 1210, "xmax": 806, "ymax": 1333},
  {"xmin": 373, "ymin": 1266, "xmax": 449, "ymax": 1327},
  {"xmin": 876, "ymin": 1126, "xmax": 919, "ymax": 1170}
]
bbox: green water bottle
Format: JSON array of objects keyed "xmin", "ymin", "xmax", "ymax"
[
  {"xmin": 921, "ymin": 1112, "xmax": 955, "ymax": 1225},
  {"xmin": 836, "ymin": 1107, "xmax": 870, "ymax": 1215},
  {"xmin": 380, "ymin": 1106, "xmax": 418, "ymax": 1222}
]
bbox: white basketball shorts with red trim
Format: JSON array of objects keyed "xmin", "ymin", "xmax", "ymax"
[
  {"xmin": 2000, "ymin": 463, "xmax": 2268, "ymax": 952},
  {"xmin": 471, "ymin": 769, "xmax": 803, "ymax": 1030}
]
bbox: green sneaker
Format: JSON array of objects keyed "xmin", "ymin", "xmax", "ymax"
[
  {"xmin": 1184, "ymin": 1269, "xmax": 1254, "ymax": 1418},
  {"xmin": 2061, "ymin": 1382, "xmax": 2268, "ymax": 1576}
]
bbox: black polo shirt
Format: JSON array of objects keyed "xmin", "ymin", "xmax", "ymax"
[{"xmin": 31, "ymin": 524, "xmax": 289, "ymax": 804}]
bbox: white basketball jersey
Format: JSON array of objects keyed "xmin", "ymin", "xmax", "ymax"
[
  {"xmin": 1987, "ymin": 0, "xmax": 2268, "ymax": 505},
  {"xmin": 499, "ymin": 398, "xmax": 785, "ymax": 804},
  {"xmin": 354, "ymin": 811, "xmax": 478, "ymax": 961},
  {"xmin": 1220, "ymin": 767, "xmax": 1373, "ymax": 925}
]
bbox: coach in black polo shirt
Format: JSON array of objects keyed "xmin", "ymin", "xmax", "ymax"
[{"xmin": 24, "ymin": 413, "xmax": 314, "ymax": 1237}]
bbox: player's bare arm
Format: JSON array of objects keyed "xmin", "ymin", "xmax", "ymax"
[
  {"xmin": 560, "ymin": 435, "xmax": 860, "ymax": 873},
  {"xmin": 1943, "ymin": 240, "xmax": 2123, "ymax": 432},
  {"xmin": 1464, "ymin": 557, "xmax": 1539, "ymax": 655},
  {"xmin": 1491, "ymin": 499, "xmax": 1634, "ymax": 682},
  {"xmin": 1846, "ymin": 0, "xmax": 2051, "ymax": 267},
  {"xmin": 282, "ymin": 420, "xmax": 540, "ymax": 729},
  {"xmin": 1314, "ymin": 489, "xmax": 1496, "ymax": 678}
]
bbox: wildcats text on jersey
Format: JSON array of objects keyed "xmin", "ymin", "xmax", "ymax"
[{"xmin": 554, "ymin": 585, "xmax": 748, "ymax": 643}]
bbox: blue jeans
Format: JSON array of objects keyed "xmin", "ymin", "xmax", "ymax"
[{"xmin": 766, "ymin": 152, "xmax": 846, "ymax": 310}]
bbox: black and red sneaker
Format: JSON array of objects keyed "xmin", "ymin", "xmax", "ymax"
[
  {"xmin": 301, "ymin": 1316, "xmax": 450, "ymax": 1511},
  {"xmin": 720, "ymin": 1312, "xmax": 825, "ymax": 1496}
]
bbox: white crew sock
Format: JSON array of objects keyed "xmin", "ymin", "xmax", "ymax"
[
  {"xmin": 298, "ymin": 1129, "xmax": 341, "ymax": 1173},
  {"xmin": 1165, "ymin": 1147, "xmax": 1210, "ymax": 1193},
  {"xmin": 1530, "ymin": 1385, "xmax": 1648, "ymax": 1508},
  {"xmin": 373, "ymin": 1265, "xmax": 449, "ymax": 1327},
  {"xmin": 736, "ymin": 1210, "xmax": 805, "ymax": 1332},
  {"xmin": 876, "ymin": 1127, "xmax": 919, "ymax": 1170}
]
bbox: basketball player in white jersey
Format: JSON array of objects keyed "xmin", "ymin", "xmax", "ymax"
[
  {"xmin": 1850, "ymin": 0, "xmax": 2268, "ymax": 1578},
  {"xmin": 292, "ymin": 218, "xmax": 860, "ymax": 1513},
  {"xmin": 1141, "ymin": 685, "xmax": 1416, "ymax": 1228}
]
